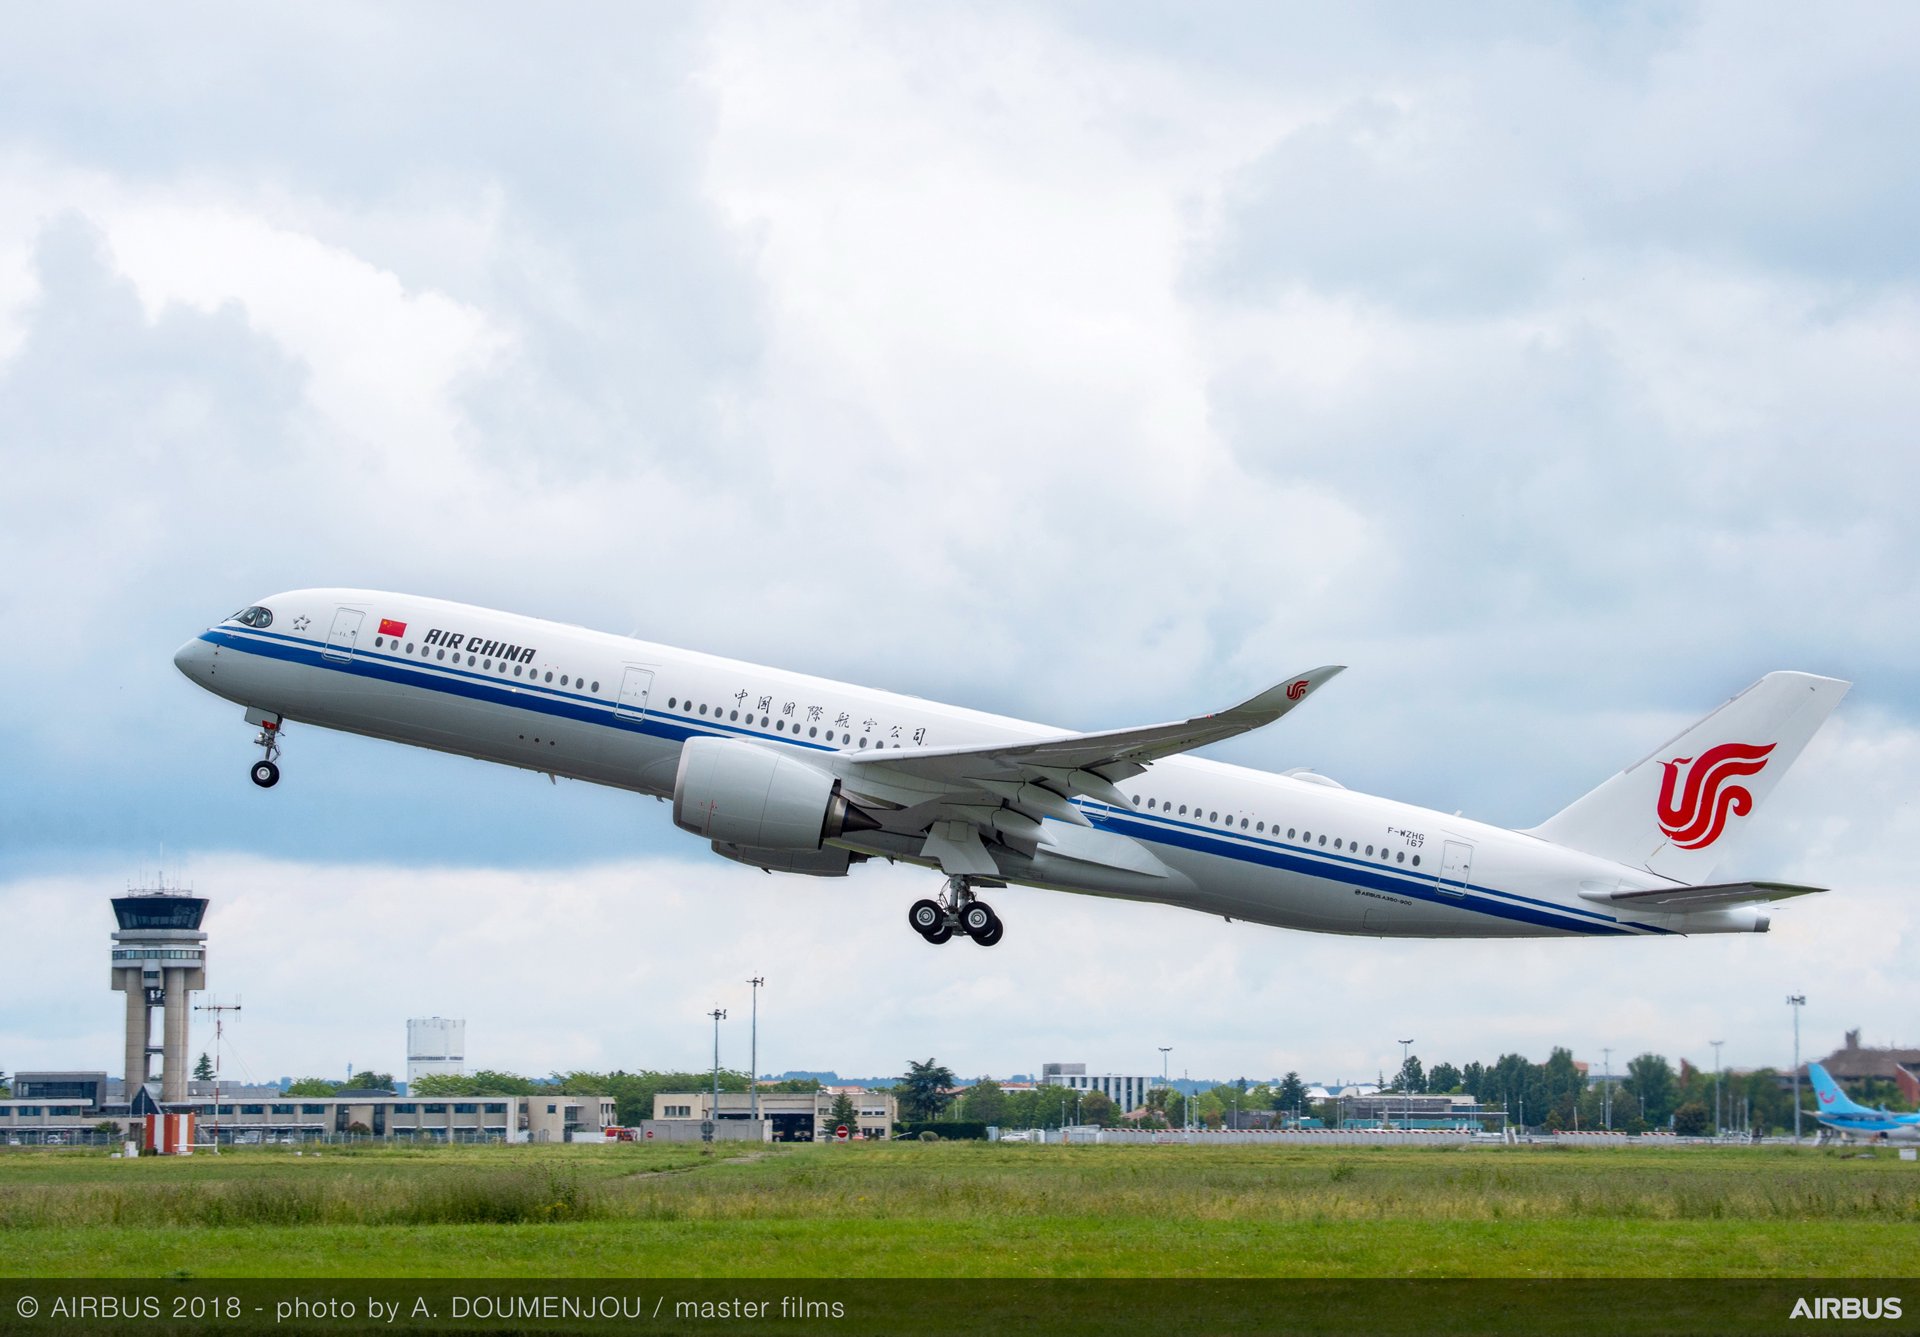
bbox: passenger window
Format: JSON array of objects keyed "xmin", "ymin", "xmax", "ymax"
[
  {"xmin": 1240, "ymin": 818, "xmax": 1249, "ymax": 829},
  {"xmin": 668, "ymin": 697, "xmax": 677, "ymax": 708},
  {"xmin": 1333, "ymin": 838, "xmax": 1342, "ymax": 850},
  {"xmin": 1365, "ymin": 844, "xmax": 1373, "ymax": 856},
  {"xmin": 561, "ymin": 676, "xmax": 570, "ymax": 687},
  {"xmin": 436, "ymin": 649, "xmax": 446, "ymax": 660},
  {"xmin": 858, "ymin": 737, "xmax": 868, "ymax": 748},
  {"xmin": 591, "ymin": 682, "xmax": 599, "ymax": 692},
  {"xmin": 483, "ymin": 659, "xmax": 492, "ymax": 671},
  {"xmin": 1412, "ymin": 855, "xmax": 1421, "ymax": 867},
  {"xmin": 513, "ymin": 665, "xmax": 523, "ymax": 676},
  {"xmin": 544, "ymin": 672, "xmax": 552, "ymax": 682},
  {"xmin": 1178, "ymin": 805, "xmax": 1187, "ymax": 816},
  {"xmin": 467, "ymin": 655, "xmax": 476, "ymax": 666},
  {"xmin": 406, "ymin": 642, "xmax": 414, "ymax": 653},
  {"xmin": 1396, "ymin": 851, "xmax": 1405, "ymax": 863},
  {"xmin": 374, "ymin": 636, "xmax": 384, "ymax": 648},
  {"xmin": 699, "ymin": 704, "xmax": 708, "ymax": 715},
  {"xmin": 1209, "ymin": 811, "xmax": 1218, "ymax": 822},
  {"xmin": 1287, "ymin": 828, "xmax": 1296, "ymax": 839},
  {"xmin": 1317, "ymin": 835, "xmax": 1326, "ymax": 846},
  {"xmin": 809, "ymin": 726, "xmax": 818, "ymax": 737},
  {"xmin": 775, "ymin": 719, "xmax": 784, "ymax": 731},
  {"xmin": 730, "ymin": 710, "xmax": 739, "ymax": 721}
]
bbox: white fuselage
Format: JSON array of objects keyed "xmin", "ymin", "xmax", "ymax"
[{"xmin": 174, "ymin": 589, "xmax": 1763, "ymax": 940}]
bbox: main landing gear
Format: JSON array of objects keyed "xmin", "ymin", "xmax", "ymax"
[
  {"xmin": 249, "ymin": 713, "xmax": 284, "ymax": 788},
  {"xmin": 908, "ymin": 876, "xmax": 1004, "ymax": 947}
]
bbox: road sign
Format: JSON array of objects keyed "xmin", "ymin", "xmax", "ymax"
[
  {"xmin": 701, "ymin": 1120, "xmax": 715, "ymax": 1143},
  {"xmin": 644, "ymin": 1129, "xmax": 654, "ymax": 1140},
  {"xmin": 835, "ymin": 1124, "xmax": 849, "ymax": 1142}
]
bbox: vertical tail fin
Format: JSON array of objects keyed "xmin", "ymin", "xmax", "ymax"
[
  {"xmin": 1528, "ymin": 672, "xmax": 1848, "ymax": 882},
  {"xmin": 1807, "ymin": 1062, "xmax": 1875, "ymax": 1116}
]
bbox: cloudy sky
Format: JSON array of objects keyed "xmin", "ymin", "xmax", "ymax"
[{"xmin": 2, "ymin": 3, "xmax": 1914, "ymax": 1093}]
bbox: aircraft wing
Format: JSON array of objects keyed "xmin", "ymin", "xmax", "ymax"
[
  {"xmin": 1576, "ymin": 880, "xmax": 1826, "ymax": 911},
  {"xmin": 835, "ymin": 666, "xmax": 1343, "ymax": 876}
]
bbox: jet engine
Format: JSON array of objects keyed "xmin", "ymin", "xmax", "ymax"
[
  {"xmin": 711, "ymin": 841, "xmax": 868, "ymax": 877},
  {"xmin": 672, "ymin": 736, "xmax": 880, "ymax": 851}
]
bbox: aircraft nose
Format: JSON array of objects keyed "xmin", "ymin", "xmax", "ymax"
[{"xmin": 173, "ymin": 636, "xmax": 211, "ymax": 677}]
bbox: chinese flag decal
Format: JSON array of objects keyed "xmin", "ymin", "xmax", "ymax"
[{"xmin": 378, "ymin": 618, "xmax": 407, "ymax": 637}]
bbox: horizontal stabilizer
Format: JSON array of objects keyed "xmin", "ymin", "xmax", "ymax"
[{"xmin": 1577, "ymin": 880, "xmax": 1825, "ymax": 911}]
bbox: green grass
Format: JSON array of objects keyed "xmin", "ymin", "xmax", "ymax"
[{"xmin": 4, "ymin": 1140, "xmax": 1917, "ymax": 1278}]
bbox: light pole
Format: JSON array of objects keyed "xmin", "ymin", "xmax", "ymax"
[
  {"xmin": 1399, "ymin": 1039, "xmax": 1414, "ymax": 1129},
  {"xmin": 748, "ymin": 977, "xmax": 764, "ymax": 1127},
  {"xmin": 1787, "ymin": 995, "xmax": 1806, "ymax": 1141},
  {"xmin": 1710, "ymin": 1039, "xmax": 1724, "ymax": 1137},
  {"xmin": 1602, "ymin": 1047, "xmax": 1612, "ymax": 1131},
  {"xmin": 708, "ymin": 1007, "xmax": 727, "ymax": 1129},
  {"xmin": 1159, "ymin": 1047, "xmax": 1171, "ymax": 1128}
]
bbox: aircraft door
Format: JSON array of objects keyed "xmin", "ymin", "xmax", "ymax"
[
  {"xmin": 614, "ymin": 666, "xmax": 655, "ymax": 720},
  {"xmin": 324, "ymin": 608, "xmax": 364, "ymax": 663},
  {"xmin": 1436, "ymin": 840, "xmax": 1473, "ymax": 897}
]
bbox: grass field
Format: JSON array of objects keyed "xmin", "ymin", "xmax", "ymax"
[{"xmin": 5, "ymin": 1140, "xmax": 1918, "ymax": 1279}]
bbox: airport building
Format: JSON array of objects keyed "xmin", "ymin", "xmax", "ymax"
[
  {"xmin": 0, "ymin": 1077, "xmax": 613, "ymax": 1145},
  {"xmin": 647, "ymin": 1088, "xmax": 898, "ymax": 1141},
  {"xmin": 1040, "ymin": 1063, "xmax": 1161, "ymax": 1113},
  {"xmin": 1811, "ymin": 1030, "xmax": 1920, "ymax": 1104}
]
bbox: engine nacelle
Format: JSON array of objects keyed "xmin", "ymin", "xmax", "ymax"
[
  {"xmin": 711, "ymin": 841, "xmax": 866, "ymax": 877},
  {"xmin": 672, "ymin": 736, "xmax": 879, "ymax": 850}
]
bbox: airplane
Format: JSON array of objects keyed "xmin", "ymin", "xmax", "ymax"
[
  {"xmin": 174, "ymin": 590, "xmax": 1848, "ymax": 947},
  {"xmin": 1806, "ymin": 1062, "xmax": 1920, "ymax": 1143}
]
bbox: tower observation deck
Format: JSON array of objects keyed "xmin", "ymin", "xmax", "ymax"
[{"xmin": 110, "ymin": 889, "xmax": 208, "ymax": 1104}]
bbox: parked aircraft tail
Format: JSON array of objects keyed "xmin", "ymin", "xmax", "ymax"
[
  {"xmin": 1527, "ymin": 672, "xmax": 1849, "ymax": 883},
  {"xmin": 1807, "ymin": 1062, "xmax": 1876, "ymax": 1117}
]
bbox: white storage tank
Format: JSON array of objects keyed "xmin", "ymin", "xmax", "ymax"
[{"xmin": 406, "ymin": 1017, "xmax": 466, "ymax": 1084}]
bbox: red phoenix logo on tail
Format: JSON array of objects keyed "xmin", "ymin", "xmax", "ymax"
[
  {"xmin": 1656, "ymin": 742, "xmax": 1776, "ymax": 849},
  {"xmin": 1285, "ymin": 679, "xmax": 1310, "ymax": 701}
]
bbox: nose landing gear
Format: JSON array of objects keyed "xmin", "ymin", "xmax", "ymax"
[
  {"xmin": 908, "ymin": 876, "xmax": 1004, "ymax": 946},
  {"xmin": 248, "ymin": 712, "xmax": 284, "ymax": 788}
]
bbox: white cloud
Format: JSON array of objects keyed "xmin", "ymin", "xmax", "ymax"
[{"xmin": 0, "ymin": 2, "xmax": 1914, "ymax": 1092}]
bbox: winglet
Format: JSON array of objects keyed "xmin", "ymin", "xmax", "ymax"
[{"xmin": 1224, "ymin": 666, "xmax": 1345, "ymax": 722}]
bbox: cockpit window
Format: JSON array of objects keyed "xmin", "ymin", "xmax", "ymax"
[{"xmin": 231, "ymin": 606, "xmax": 273, "ymax": 629}]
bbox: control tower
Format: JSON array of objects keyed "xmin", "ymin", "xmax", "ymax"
[{"xmin": 110, "ymin": 889, "xmax": 208, "ymax": 1104}]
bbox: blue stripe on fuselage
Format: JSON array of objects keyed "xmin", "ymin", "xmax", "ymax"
[{"xmin": 201, "ymin": 627, "xmax": 1663, "ymax": 936}]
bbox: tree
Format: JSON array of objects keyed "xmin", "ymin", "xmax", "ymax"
[
  {"xmin": 1081, "ymin": 1091, "xmax": 1117, "ymax": 1126},
  {"xmin": 193, "ymin": 1053, "xmax": 215, "ymax": 1082},
  {"xmin": 345, "ymin": 1070, "xmax": 396, "ymax": 1091},
  {"xmin": 896, "ymin": 1059, "xmax": 957, "ymax": 1122},
  {"xmin": 958, "ymin": 1079, "xmax": 1008, "ymax": 1127},
  {"xmin": 1393, "ymin": 1055, "xmax": 1426, "ymax": 1094},
  {"xmin": 826, "ymin": 1092, "xmax": 858, "ymax": 1132},
  {"xmin": 1426, "ymin": 1062, "xmax": 1462, "ymax": 1095},
  {"xmin": 286, "ymin": 1077, "xmax": 341, "ymax": 1096},
  {"xmin": 1672, "ymin": 1101, "xmax": 1711, "ymax": 1137},
  {"xmin": 1275, "ymin": 1072, "xmax": 1308, "ymax": 1118},
  {"xmin": 1625, "ymin": 1054, "xmax": 1677, "ymax": 1127}
]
